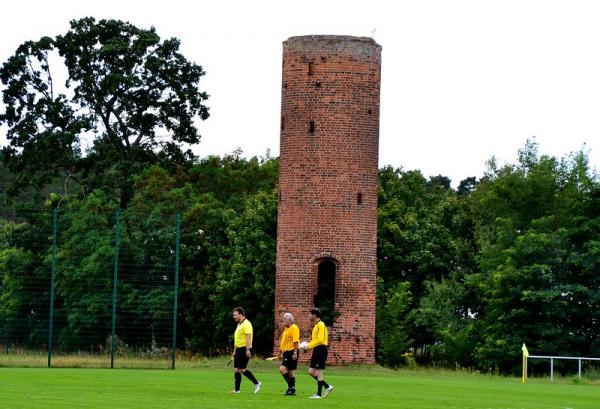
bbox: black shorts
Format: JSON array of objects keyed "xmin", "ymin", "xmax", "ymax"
[
  {"xmin": 234, "ymin": 347, "xmax": 250, "ymax": 369},
  {"xmin": 282, "ymin": 350, "xmax": 298, "ymax": 370},
  {"xmin": 310, "ymin": 345, "xmax": 328, "ymax": 369}
]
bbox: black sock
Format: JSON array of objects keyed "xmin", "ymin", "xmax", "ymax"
[
  {"xmin": 234, "ymin": 372, "xmax": 241, "ymax": 391},
  {"xmin": 290, "ymin": 376, "xmax": 296, "ymax": 389},
  {"xmin": 243, "ymin": 370, "xmax": 259, "ymax": 385},
  {"xmin": 282, "ymin": 373, "xmax": 291, "ymax": 388},
  {"xmin": 317, "ymin": 380, "xmax": 324, "ymax": 396},
  {"xmin": 313, "ymin": 375, "xmax": 328, "ymax": 389}
]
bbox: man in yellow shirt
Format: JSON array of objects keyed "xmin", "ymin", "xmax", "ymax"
[
  {"xmin": 305, "ymin": 307, "xmax": 333, "ymax": 399},
  {"xmin": 279, "ymin": 312, "xmax": 300, "ymax": 395},
  {"xmin": 231, "ymin": 307, "xmax": 261, "ymax": 394}
]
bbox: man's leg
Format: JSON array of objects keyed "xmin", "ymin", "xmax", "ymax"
[
  {"xmin": 314, "ymin": 369, "xmax": 324, "ymax": 396},
  {"xmin": 322, "ymin": 370, "xmax": 333, "ymax": 397},
  {"xmin": 280, "ymin": 366, "xmax": 292, "ymax": 391},
  {"xmin": 309, "ymin": 369, "xmax": 329, "ymax": 388},
  {"xmin": 242, "ymin": 368, "xmax": 259, "ymax": 384},
  {"xmin": 242, "ymin": 369, "xmax": 261, "ymax": 394},
  {"xmin": 308, "ymin": 367, "xmax": 322, "ymax": 398},
  {"xmin": 233, "ymin": 370, "xmax": 242, "ymax": 392},
  {"xmin": 288, "ymin": 369, "xmax": 296, "ymax": 391},
  {"xmin": 231, "ymin": 348, "xmax": 243, "ymax": 393}
]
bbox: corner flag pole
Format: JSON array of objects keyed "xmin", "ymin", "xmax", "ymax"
[{"xmin": 522, "ymin": 343, "xmax": 529, "ymax": 384}]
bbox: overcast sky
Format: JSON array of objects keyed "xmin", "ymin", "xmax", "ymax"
[{"xmin": 2, "ymin": 0, "xmax": 600, "ymax": 186}]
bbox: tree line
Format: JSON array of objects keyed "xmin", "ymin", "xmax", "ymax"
[
  {"xmin": 377, "ymin": 141, "xmax": 600, "ymax": 372},
  {"xmin": 1, "ymin": 18, "xmax": 599, "ymax": 373}
]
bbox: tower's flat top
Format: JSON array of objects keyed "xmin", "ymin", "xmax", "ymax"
[{"xmin": 284, "ymin": 35, "xmax": 380, "ymax": 48}]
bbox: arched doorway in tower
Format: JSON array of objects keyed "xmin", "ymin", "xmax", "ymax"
[{"xmin": 314, "ymin": 259, "xmax": 336, "ymax": 326}]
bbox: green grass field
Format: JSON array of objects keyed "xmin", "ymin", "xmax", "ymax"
[{"xmin": 1, "ymin": 360, "xmax": 598, "ymax": 408}]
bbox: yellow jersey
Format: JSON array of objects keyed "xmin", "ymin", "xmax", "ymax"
[
  {"xmin": 234, "ymin": 319, "xmax": 253, "ymax": 348},
  {"xmin": 308, "ymin": 320, "xmax": 328, "ymax": 349},
  {"xmin": 280, "ymin": 323, "xmax": 300, "ymax": 352}
]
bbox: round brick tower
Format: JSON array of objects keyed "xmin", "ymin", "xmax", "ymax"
[{"xmin": 275, "ymin": 35, "xmax": 381, "ymax": 364}]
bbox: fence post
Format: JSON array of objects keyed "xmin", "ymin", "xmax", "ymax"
[
  {"xmin": 111, "ymin": 211, "xmax": 120, "ymax": 369},
  {"xmin": 48, "ymin": 208, "xmax": 58, "ymax": 368},
  {"xmin": 578, "ymin": 359, "xmax": 582, "ymax": 379},
  {"xmin": 172, "ymin": 214, "xmax": 181, "ymax": 370},
  {"xmin": 550, "ymin": 357, "xmax": 554, "ymax": 381}
]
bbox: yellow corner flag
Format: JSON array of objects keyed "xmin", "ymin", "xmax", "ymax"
[{"xmin": 521, "ymin": 344, "xmax": 529, "ymax": 384}]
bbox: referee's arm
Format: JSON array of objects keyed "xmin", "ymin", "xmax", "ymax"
[{"xmin": 245, "ymin": 333, "xmax": 252, "ymax": 357}]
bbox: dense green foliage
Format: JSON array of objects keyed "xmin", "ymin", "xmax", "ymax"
[
  {"xmin": 2, "ymin": 139, "xmax": 598, "ymax": 372},
  {"xmin": 1, "ymin": 18, "xmax": 599, "ymax": 373},
  {"xmin": 469, "ymin": 142, "xmax": 600, "ymax": 371},
  {"xmin": 0, "ymin": 154, "xmax": 279, "ymax": 357},
  {"xmin": 376, "ymin": 140, "xmax": 600, "ymax": 372}
]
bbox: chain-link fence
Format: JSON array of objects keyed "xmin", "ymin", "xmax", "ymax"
[{"xmin": 0, "ymin": 207, "xmax": 181, "ymax": 369}]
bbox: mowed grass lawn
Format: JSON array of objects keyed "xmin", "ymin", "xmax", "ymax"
[{"xmin": 0, "ymin": 362, "xmax": 598, "ymax": 409}]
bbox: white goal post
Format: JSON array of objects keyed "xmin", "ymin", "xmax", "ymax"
[{"xmin": 525, "ymin": 354, "xmax": 600, "ymax": 381}]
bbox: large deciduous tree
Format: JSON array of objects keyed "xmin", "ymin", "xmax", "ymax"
[{"xmin": 0, "ymin": 17, "xmax": 209, "ymax": 202}]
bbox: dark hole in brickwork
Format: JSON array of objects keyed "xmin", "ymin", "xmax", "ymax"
[
  {"xmin": 281, "ymin": 117, "xmax": 285, "ymax": 131},
  {"xmin": 308, "ymin": 62, "xmax": 314, "ymax": 76},
  {"xmin": 278, "ymin": 191, "xmax": 282, "ymax": 202},
  {"xmin": 315, "ymin": 260, "xmax": 336, "ymax": 326},
  {"xmin": 315, "ymin": 81, "xmax": 321, "ymax": 88},
  {"xmin": 309, "ymin": 121, "xmax": 315, "ymax": 134},
  {"xmin": 357, "ymin": 192, "xmax": 363, "ymax": 205},
  {"xmin": 283, "ymin": 83, "xmax": 288, "ymax": 89},
  {"xmin": 321, "ymin": 56, "xmax": 326, "ymax": 62},
  {"xmin": 367, "ymin": 109, "xmax": 372, "ymax": 115}
]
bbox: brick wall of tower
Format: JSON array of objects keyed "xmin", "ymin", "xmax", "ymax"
[{"xmin": 274, "ymin": 36, "xmax": 381, "ymax": 364}]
